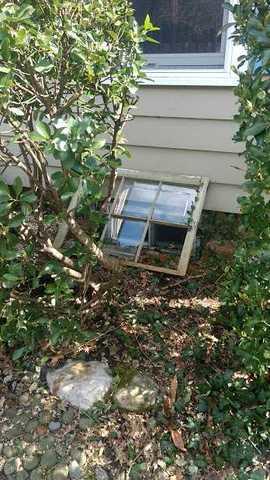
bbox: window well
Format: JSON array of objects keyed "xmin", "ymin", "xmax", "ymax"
[{"xmin": 101, "ymin": 169, "xmax": 209, "ymax": 276}]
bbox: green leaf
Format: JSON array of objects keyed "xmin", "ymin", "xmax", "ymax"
[
  {"xmin": 243, "ymin": 122, "xmax": 266, "ymax": 139},
  {"xmin": 0, "ymin": 66, "xmax": 11, "ymax": 74},
  {"xmin": 13, "ymin": 176, "xmax": 23, "ymax": 196},
  {"xmin": 12, "ymin": 346, "xmax": 29, "ymax": 361},
  {"xmin": 8, "ymin": 107, "xmax": 24, "ymax": 117},
  {"xmin": 0, "ymin": 180, "xmax": 10, "ymax": 196},
  {"xmin": 35, "ymin": 119, "xmax": 51, "ymax": 140},
  {"xmin": 34, "ymin": 60, "xmax": 54, "ymax": 74},
  {"xmin": 20, "ymin": 191, "xmax": 37, "ymax": 204},
  {"xmin": 9, "ymin": 214, "xmax": 25, "ymax": 228},
  {"xmin": 92, "ymin": 139, "xmax": 106, "ymax": 150}
]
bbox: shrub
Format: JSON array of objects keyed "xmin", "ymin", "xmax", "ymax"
[
  {"xmin": 0, "ymin": 0, "xmax": 154, "ymax": 355},
  {"xmin": 223, "ymin": 1, "xmax": 270, "ymax": 377}
]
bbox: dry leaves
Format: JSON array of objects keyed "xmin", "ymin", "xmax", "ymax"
[{"xmin": 170, "ymin": 429, "xmax": 186, "ymax": 452}]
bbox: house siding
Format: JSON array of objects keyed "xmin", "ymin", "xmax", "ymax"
[
  {"xmin": 122, "ymin": 86, "xmax": 244, "ymax": 213},
  {"xmin": 1, "ymin": 86, "xmax": 244, "ymax": 213}
]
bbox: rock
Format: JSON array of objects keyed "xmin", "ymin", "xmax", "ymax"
[
  {"xmin": 51, "ymin": 464, "xmax": 69, "ymax": 480},
  {"xmin": 48, "ymin": 421, "xmax": 61, "ymax": 433},
  {"xmin": 69, "ymin": 460, "xmax": 81, "ymax": 480},
  {"xmin": 114, "ymin": 374, "xmax": 158, "ymax": 412},
  {"xmin": 19, "ymin": 394, "xmax": 30, "ymax": 406},
  {"xmin": 95, "ymin": 466, "xmax": 109, "ymax": 480},
  {"xmin": 62, "ymin": 409, "xmax": 75, "ymax": 425},
  {"xmin": 25, "ymin": 420, "xmax": 39, "ymax": 434},
  {"xmin": 71, "ymin": 448, "xmax": 87, "ymax": 466},
  {"xmin": 40, "ymin": 451, "xmax": 58, "ymax": 468},
  {"xmin": 46, "ymin": 361, "xmax": 112, "ymax": 410},
  {"xmin": 23, "ymin": 455, "xmax": 40, "ymax": 472},
  {"xmin": 79, "ymin": 417, "xmax": 94, "ymax": 431},
  {"xmin": 4, "ymin": 458, "xmax": 22, "ymax": 476},
  {"xmin": 3, "ymin": 446, "xmax": 18, "ymax": 459},
  {"xmin": 39, "ymin": 436, "xmax": 55, "ymax": 451},
  {"xmin": 30, "ymin": 467, "xmax": 44, "ymax": 480},
  {"xmin": 206, "ymin": 240, "xmax": 236, "ymax": 257},
  {"xmin": 16, "ymin": 471, "xmax": 29, "ymax": 480},
  {"xmin": 0, "ymin": 443, "xmax": 3, "ymax": 455}
]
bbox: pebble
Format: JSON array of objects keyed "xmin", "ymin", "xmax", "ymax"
[
  {"xmin": 3, "ymin": 446, "xmax": 18, "ymax": 458},
  {"xmin": 49, "ymin": 421, "xmax": 61, "ymax": 432},
  {"xmin": 39, "ymin": 435, "xmax": 55, "ymax": 451},
  {"xmin": 79, "ymin": 417, "xmax": 94, "ymax": 430},
  {"xmin": 25, "ymin": 420, "xmax": 39, "ymax": 434},
  {"xmin": 71, "ymin": 448, "xmax": 87, "ymax": 466},
  {"xmin": 69, "ymin": 460, "xmax": 81, "ymax": 480},
  {"xmin": 95, "ymin": 466, "xmax": 110, "ymax": 480},
  {"xmin": 0, "ymin": 442, "xmax": 3, "ymax": 455},
  {"xmin": 39, "ymin": 411, "xmax": 51, "ymax": 425},
  {"xmin": 62, "ymin": 409, "xmax": 75, "ymax": 425},
  {"xmin": 4, "ymin": 457, "xmax": 22, "ymax": 476},
  {"xmin": 40, "ymin": 451, "xmax": 58, "ymax": 468},
  {"xmin": 16, "ymin": 471, "xmax": 29, "ymax": 480},
  {"xmin": 30, "ymin": 467, "xmax": 44, "ymax": 480},
  {"xmin": 23, "ymin": 455, "xmax": 40, "ymax": 471},
  {"xmin": 19, "ymin": 394, "xmax": 30, "ymax": 406},
  {"xmin": 51, "ymin": 463, "xmax": 69, "ymax": 480}
]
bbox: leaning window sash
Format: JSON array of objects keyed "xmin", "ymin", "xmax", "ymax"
[{"xmin": 101, "ymin": 170, "xmax": 209, "ymax": 276}]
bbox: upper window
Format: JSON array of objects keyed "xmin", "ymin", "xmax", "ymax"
[{"xmin": 133, "ymin": 0, "xmax": 228, "ymax": 69}]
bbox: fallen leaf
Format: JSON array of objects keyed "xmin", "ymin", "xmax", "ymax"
[
  {"xmin": 170, "ymin": 375, "xmax": 178, "ymax": 406},
  {"xmin": 170, "ymin": 429, "xmax": 186, "ymax": 452},
  {"xmin": 164, "ymin": 396, "xmax": 172, "ymax": 417},
  {"xmin": 49, "ymin": 354, "xmax": 65, "ymax": 367}
]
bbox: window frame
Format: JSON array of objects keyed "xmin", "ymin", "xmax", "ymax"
[
  {"xmin": 101, "ymin": 169, "xmax": 209, "ymax": 276},
  {"xmin": 139, "ymin": 1, "xmax": 244, "ymax": 87}
]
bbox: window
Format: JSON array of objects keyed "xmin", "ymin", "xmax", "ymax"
[
  {"xmin": 133, "ymin": 0, "xmax": 228, "ymax": 69},
  {"xmin": 101, "ymin": 169, "xmax": 209, "ymax": 276},
  {"xmin": 132, "ymin": 0, "xmax": 241, "ymax": 86}
]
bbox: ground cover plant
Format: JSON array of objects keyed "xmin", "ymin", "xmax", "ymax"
[{"xmin": 223, "ymin": 0, "xmax": 270, "ymax": 377}]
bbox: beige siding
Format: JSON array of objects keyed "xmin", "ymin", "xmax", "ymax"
[
  {"xmin": 1, "ymin": 86, "xmax": 244, "ymax": 213},
  {"xmin": 126, "ymin": 86, "xmax": 244, "ymax": 213}
]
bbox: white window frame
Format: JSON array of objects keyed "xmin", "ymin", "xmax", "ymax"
[{"xmin": 140, "ymin": 2, "xmax": 245, "ymax": 87}]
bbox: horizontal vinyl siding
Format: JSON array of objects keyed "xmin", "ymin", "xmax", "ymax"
[
  {"xmin": 126, "ymin": 85, "xmax": 244, "ymax": 213},
  {"xmin": 1, "ymin": 87, "xmax": 244, "ymax": 213}
]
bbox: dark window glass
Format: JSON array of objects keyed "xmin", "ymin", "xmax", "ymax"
[{"xmin": 133, "ymin": 0, "xmax": 225, "ymax": 54}]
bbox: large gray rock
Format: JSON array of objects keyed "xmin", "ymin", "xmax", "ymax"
[
  {"xmin": 46, "ymin": 361, "xmax": 112, "ymax": 410},
  {"xmin": 114, "ymin": 374, "xmax": 158, "ymax": 412}
]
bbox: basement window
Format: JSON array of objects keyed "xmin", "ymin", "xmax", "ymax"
[{"xmin": 101, "ymin": 169, "xmax": 209, "ymax": 276}]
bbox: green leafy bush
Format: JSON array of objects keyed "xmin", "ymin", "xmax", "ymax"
[
  {"xmin": 0, "ymin": 0, "xmax": 154, "ymax": 355},
  {"xmin": 223, "ymin": 1, "xmax": 270, "ymax": 376}
]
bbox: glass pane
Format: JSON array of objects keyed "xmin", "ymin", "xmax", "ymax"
[
  {"xmin": 139, "ymin": 224, "xmax": 187, "ymax": 270},
  {"xmin": 133, "ymin": 0, "xmax": 224, "ymax": 55},
  {"xmin": 152, "ymin": 184, "xmax": 197, "ymax": 225},
  {"xmin": 104, "ymin": 218, "xmax": 146, "ymax": 259},
  {"xmin": 113, "ymin": 179, "xmax": 158, "ymax": 219}
]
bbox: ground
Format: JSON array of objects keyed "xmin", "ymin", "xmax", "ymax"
[{"xmin": 0, "ymin": 214, "xmax": 269, "ymax": 480}]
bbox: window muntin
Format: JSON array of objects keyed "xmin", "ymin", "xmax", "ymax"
[
  {"xmin": 101, "ymin": 170, "xmax": 209, "ymax": 276},
  {"xmin": 133, "ymin": 0, "xmax": 228, "ymax": 69}
]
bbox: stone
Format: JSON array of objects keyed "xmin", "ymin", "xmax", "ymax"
[
  {"xmin": 39, "ymin": 436, "xmax": 55, "ymax": 451},
  {"xmin": 16, "ymin": 471, "xmax": 29, "ymax": 480},
  {"xmin": 95, "ymin": 466, "xmax": 109, "ymax": 480},
  {"xmin": 40, "ymin": 451, "xmax": 58, "ymax": 468},
  {"xmin": 23, "ymin": 455, "xmax": 40, "ymax": 472},
  {"xmin": 30, "ymin": 467, "xmax": 44, "ymax": 480},
  {"xmin": 46, "ymin": 361, "xmax": 112, "ymax": 410},
  {"xmin": 51, "ymin": 464, "xmax": 69, "ymax": 480},
  {"xmin": 69, "ymin": 460, "xmax": 81, "ymax": 480},
  {"xmin": 62, "ymin": 409, "xmax": 75, "ymax": 425},
  {"xmin": 114, "ymin": 374, "xmax": 158, "ymax": 412},
  {"xmin": 4, "ymin": 458, "xmax": 22, "ymax": 476},
  {"xmin": 25, "ymin": 420, "xmax": 39, "ymax": 434},
  {"xmin": 48, "ymin": 421, "xmax": 61, "ymax": 433},
  {"xmin": 71, "ymin": 448, "xmax": 87, "ymax": 466},
  {"xmin": 0, "ymin": 443, "xmax": 3, "ymax": 455},
  {"xmin": 79, "ymin": 417, "xmax": 94, "ymax": 431},
  {"xmin": 19, "ymin": 394, "xmax": 30, "ymax": 406},
  {"xmin": 3, "ymin": 446, "xmax": 18, "ymax": 459}
]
